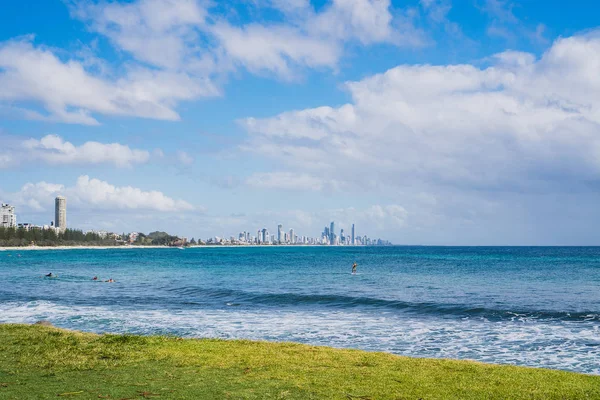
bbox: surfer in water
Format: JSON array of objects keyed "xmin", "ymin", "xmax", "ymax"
[
  {"xmin": 45, "ymin": 272, "xmax": 53, "ymax": 278},
  {"xmin": 352, "ymin": 262, "xmax": 357, "ymax": 274}
]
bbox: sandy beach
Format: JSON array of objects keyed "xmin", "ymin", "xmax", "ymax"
[
  {"xmin": 0, "ymin": 245, "xmax": 171, "ymax": 251},
  {"xmin": 0, "ymin": 244, "xmax": 327, "ymax": 251}
]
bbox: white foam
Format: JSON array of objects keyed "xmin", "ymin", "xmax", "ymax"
[{"xmin": 1, "ymin": 300, "xmax": 599, "ymax": 375}]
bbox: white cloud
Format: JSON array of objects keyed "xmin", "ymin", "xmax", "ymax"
[
  {"xmin": 364, "ymin": 205, "xmax": 408, "ymax": 228},
  {"xmin": 246, "ymin": 172, "xmax": 333, "ymax": 191},
  {"xmin": 201, "ymin": 204, "xmax": 407, "ymax": 237},
  {"xmin": 480, "ymin": 0, "xmax": 547, "ymax": 44},
  {"xmin": 255, "ymin": 204, "xmax": 408, "ymax": 236},
  {"xmin": 0, "ymin": 38, "xmax": 218, "ymax": 125},
  {"xmin": 0, "ymin": 1, "xmax": 428, "ymax": 124},
  {"xmin": 220, "ymin": 0, "xmax": 425, "ymax": 78},
  {"xmin": 21, "ymin": 134, "xmax": 150, "ymax": 167},
  {"xmin": 176, "ymin": 150, "xmax": 194, "ymax": 166},
  {"xmin": 309, "ymin": 0, "xmax": 421, "ymax": 46},
  {"xmin": 10, "ymin": 182, "xmax": 66, "ymax": 212},
  {"xmin": 211, "ymin": 23, "xmax": 340, "ymax": 80},
  {"xmin": 72, "ymin": 0, "xmax": 425, "ymax": 81},
  {"xmin": 241, "ymin": 32, "xmax": 600, "ymax": 194},
  {"xmin": 0, "ymin": 153, "xmax": 13, "ymax": 168},
  {"xmin": 70, "ymin": 176, "xmax": 195, "ymax": 211},
  {"xmin": 5, "ymin": 175, "xmax": 195, "ymax": 213},
  {"xmin": 72, "ymin": 0, "xmax": 208, "ymax": 69}
]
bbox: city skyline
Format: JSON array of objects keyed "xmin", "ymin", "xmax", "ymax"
[
  {"xmin": 0, "ymin": 200, "xmax": 390, "ymax": 246},
  {"xmin": 219, "ymin": 221, "xmax": 390, "ymax": 246}
]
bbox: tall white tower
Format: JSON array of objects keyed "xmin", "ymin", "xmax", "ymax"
[{"xmin": 55, "ymin": 196, "xmax": 67, "ymax": 232}]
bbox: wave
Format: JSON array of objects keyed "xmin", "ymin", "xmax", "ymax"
[
  {"xmin": 3, "ymin": 285, "xmax": 597, "ymax": 323},
  {"xmin": 166, "ymin": 286, "xmax": 600, "ymax": 322}
]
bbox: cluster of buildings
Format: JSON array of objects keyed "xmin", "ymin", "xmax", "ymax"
[
  {"xmin": 206, "ymin": 222, "xmax": 391, "ymax": 246},
  {"xmin": 1, "ymin": 200, "xmax": 391, "ymax": 247},
  {"xmin": 0, "ymin": 196, "xmax": 67, "ymax": 233}
]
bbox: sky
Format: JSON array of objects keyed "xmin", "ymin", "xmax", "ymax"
[{"xmin": 1, "ymin": 0, "xmax": 600, "ymax": 245}]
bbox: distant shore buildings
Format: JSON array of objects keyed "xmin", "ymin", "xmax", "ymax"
[
  {"xmin": 55, "ymin": 196, "xmax": 67, "ymax": 232},
  {"xmin": 214, "ymin": 221, "xmax": 391, "ymax": 246},
  {"xmin": 1, "ymin": 203, "xmax": 16, "ymax": 228},
  {"xmin": 1, "ymin": 199, "xmax": 390, "ymax": 247},
  {"xmin": 0, "ymin": 196, "xmax": 67, "ymax": 234}
]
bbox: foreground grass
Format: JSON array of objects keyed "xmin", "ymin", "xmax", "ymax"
[{"xmin": 0, "ymin": 324, "xmax": 599, "ymax": 399}]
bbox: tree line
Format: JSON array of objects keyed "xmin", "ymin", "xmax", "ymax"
[
  {"xmin": 0, "ymin": 227, "xmax": 189, "ymax": 247},
  {"xmin": 0, "ymin": 227, "xmax": 121, "ymax": 247}
]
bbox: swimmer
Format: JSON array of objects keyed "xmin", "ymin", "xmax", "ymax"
[
  {"xmin": 105, "ymin": 278, "xmax": 115, "ymax": 283},
  {"xmin": 92, "ymin": 276, "xmax": 98, "ymax": 281},
  {"xmin": 45, "ymin": 272, "xmax": 53, "ymax": 277},
  {"xmin": 352, "ymin": 262, "xmax": 357, "ymax": 274}
]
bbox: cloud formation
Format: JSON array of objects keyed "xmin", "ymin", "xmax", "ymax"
[
  {"xmin": 246, "ymin": 172, "xmax": 336, "ymax": 191},
  {"xmin": 0, "ymin": 0, "xmax": 428, "ymax": 124},
  {"xmin": 0, "ymin": 38, "xmax": 218, "ymax": 125},
  {"xmin": 0, "ymin": 134, "xmax": 150, "ymax": 168},
  {"xmin": 5, "ymin": 175, "xmax": 195, "ymax": 213},
  {"xmin": 241, "ymin": 31, "xmax": 600, "ymax": 194},
  {"xmin": 480, "ymin": 0, "xmax": 547, "ymax": 44},
  {"xmin": 22, "ymin": 135, "xmax": 150, "ymax": 167},
  {"xmin": 73, "ymin": 0, "xmax": 208, "ymax": 69}
]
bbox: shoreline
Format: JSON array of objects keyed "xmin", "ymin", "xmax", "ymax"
[
  {"xmin": 0, "ymin": 245, "xmax": 170, "ymax": 251},
  {"xmin": 1, "ymin": 323, "xmax": 598, "ymax": 399},
  {"xmin": 0, "ymin": 244, "xmax": 352, "ymax": 251}
]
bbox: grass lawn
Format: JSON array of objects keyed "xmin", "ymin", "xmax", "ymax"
[{"xmin": 0, "ymin": 324, "xmax": 598, "ymax": 399}]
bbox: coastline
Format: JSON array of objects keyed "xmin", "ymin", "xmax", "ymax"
[
  {"xmin": 0, "ymin": 245, "xmax": 170, "ymax": 251},
  {"xmin": 0, "ymin": 244, "xmax": 339, "ymax": 251},
  {"xmin": 1, "ymin": 323, "xmax": 598, "ymax": 399}
]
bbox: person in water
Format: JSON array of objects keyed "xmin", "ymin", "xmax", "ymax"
[
  {"xmin": 92, "ymin": 276, "xmax": 98, "ymax": 281},
  {"xmin": 352, "ymin": 262, "xmax": 357, "ymax": 274},
  {"xmin": 106, "ymin": 278, "xmax": 114, "ymax": 283},
  {"xmin": 45, "ymin": 272, "xmax": 53, "ymax": 277}
]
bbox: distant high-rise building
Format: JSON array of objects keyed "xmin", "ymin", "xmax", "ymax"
[
  {"xmin": 289, "ymin": 229, "xmax": 294, "ymax": 244},
  {"xmin": 277, "ymin": 224, "xmax": 283, "ymax": 243},
  {"xmin": 351, "ymin": 224, "xmax": 355, "ymax": 245},
  {"xmin": 329, "ymin": 221, "xmax": 335, "ymax": 245},
  {"xmin": 54, "ymin": 196, "xmax": 67, "ymax": 232},
  {"xmin": 0, "ymin": 203, "xmax": 16, "ymax": 228},
  {"xmin": 262, "ymin": 228, "xmax": 268, "ymax": 244}
]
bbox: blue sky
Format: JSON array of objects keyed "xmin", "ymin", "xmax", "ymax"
[{"xmin": 1, "ymin": 0, "xmax": 600, "ymax": 245}]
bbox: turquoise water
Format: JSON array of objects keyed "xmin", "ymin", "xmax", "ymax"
[{"xmin": 1, "ymin": 246, "xmax": 599, "ymax": 374}]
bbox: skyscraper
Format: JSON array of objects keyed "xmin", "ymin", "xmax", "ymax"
[
  {"xmin": 289, "ymin": 228, "xmax": 294, "ymax": 244},
  {"xmin": 277, "ymin": 224, "xmax": 283, "ymax": 243},
  {"xmin": 0, "ymin": 203, "xmax": 16, "ymax": 228},
  {"xmin": 351, "ymin": 224, "xmax": 355, "ymax": 245},
  {"xmin": 329, "ymin": 221, "xmax": 335, "ymax": 245},
  {"xmin": 55, "ymin": 196, "xmax": 67, "ymax": 232}
]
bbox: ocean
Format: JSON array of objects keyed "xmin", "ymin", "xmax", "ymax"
[{"xmin": 0, "ymin": 246, "xmax": 599, "ymax": 374}]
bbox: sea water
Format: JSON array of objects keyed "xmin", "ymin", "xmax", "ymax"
[{"xmin": 0, "ymin": 246, "xmax": 599, "ymax": 374}]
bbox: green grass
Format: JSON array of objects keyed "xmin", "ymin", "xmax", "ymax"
[{"xmin": 0, "ymin": 324, "xmax": 599, "ymax": 399}]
